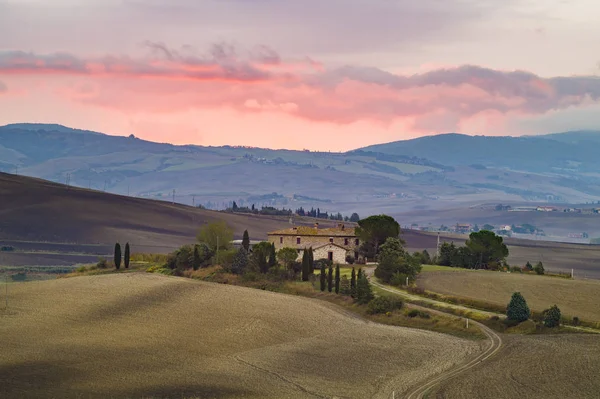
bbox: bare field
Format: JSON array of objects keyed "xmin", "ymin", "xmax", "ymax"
[
  {"xmin": 434, "ymin": 334, "xmax": 600, "ymax": 399},
  {"xmin": 417, "ymin": 271, "xmax": 600, "ymax": 322},
  {"xmin": 0, "ymin": 273, "xmax": 482, "ymax": 398}
]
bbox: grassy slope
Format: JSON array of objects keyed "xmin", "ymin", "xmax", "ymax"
[
  {"xmin": 0, "ymin": 172, "xmax": 306, "ymax": 247},
  {"xmin": 435, "ymin": 334, "xmax": 600, "ymax": 399},
  {"xmin": 417, "ymin": 271, "xmax": 600, "ymax": 322},
  {"xmin": 0, "ymin": 273, "xmax": 481, "ymax": 399}
]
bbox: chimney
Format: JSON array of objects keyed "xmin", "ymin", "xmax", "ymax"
[
  {"xmin": 338, "ymin": 223, "xmax": 345, "ymax": 230},
  {"xmin": 314, "ymin": 222, "xmax": 319, "ymax": 229}
]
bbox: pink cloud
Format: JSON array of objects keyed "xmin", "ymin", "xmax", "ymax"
[{"xmin": 2, "ymin": 44, "xmax": 600, "ymax": 132}]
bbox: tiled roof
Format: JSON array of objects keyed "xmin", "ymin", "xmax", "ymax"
[{"xmin": 268, "ymin": 225, "xmax": 357, "ymax": 237}]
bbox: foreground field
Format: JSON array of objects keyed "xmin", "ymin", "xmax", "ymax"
[
  {"xmin": 417, "ymin": 271, "xmax": 600, "ymax": 322},
  {"xmin": 0, "ymin": 273, "xmax": 482, "ymax": 398},
  {"xmin": 435, "ymin": 334, "xmax": 600, "ymax": 398}
]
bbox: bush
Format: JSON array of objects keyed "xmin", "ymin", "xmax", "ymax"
[
  {"xmin": 96, "ymin": 257, "xmax": 108, "ymax": 269},
  {"xmin": 407, "ymin": 309, "xmax": 430, "ymax": 319},
  {"xmin": 543, "ymin": 305, "xmax": 561, "ymax": 328},
  {"xmin": 367, "ymin": 296, "xmax": 403, "ymax": 314},
  {"xmin": 390, "ymin": 272, "xmax": 409, "ymax": 287},
  {"xmin": 0, "ymin": 246, "xmax": 14, "ymax": 252},
  {"xmin": 75, "ymin": 266, "xmax": 87, "ymax": 273},
  {"xmin": 345, "ymin": 254, "xmax": 355, "ymax": 264},
  {"xmin": 506, "ymin": 292, "xmax": 531, "ymax": 322},
  {"xmin": 572, "ymin": 316, "xmax": 580, "ymax": 326},
  {"xmin": 509, "ymin": 266, "xmax": 522, "ymax": 273},
  {"xmin": 533, "ymin": 261, "xmax": 545, "ymax": 275}
]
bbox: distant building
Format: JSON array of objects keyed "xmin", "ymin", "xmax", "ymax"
[
  {"xmin": 268, "ymin": 223, "xmax": 361, "ymax": 264},
  {"xmin": 455, "ymin": 223, "xmax": 472, "ymax": 234}
]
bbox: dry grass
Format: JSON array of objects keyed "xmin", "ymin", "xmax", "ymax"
[
  {"xmin": 417, "ymin": 271, "xmax": 600, "ymax": 323},
  {"xmin": 0, "ymin": 273, "xmax": 482, "ymax": 399},
  {"xmin": 434, "ymin": 334, "xmax": 600, "ymax": 398}
]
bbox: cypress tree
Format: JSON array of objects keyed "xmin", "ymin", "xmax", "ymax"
[
  {"xmin": 327, "ymin": 265, "xmax": 333, "ymax": 292},
  {"xmin": 268, "ymin": 243, "xmax": 277, "ymax": 268},
  {"xmin": 193, "ymin": 245, "xmax": 201, "ymax": 271},
  {"xmin": 242, "ymin": 230, "xmax": 250, "ymax": 252},
  {"xmin": 334, "ymin": 264, "xmax": 340, "ymax": 294},
  {"xmin": 506, "ymin": 292, "xmax": 531, "ymax": 322},
  {"xmin": 114, "ymin": 243, "xmax": 122, "ymax": 270},
  {"xmin": 356, "ymin": 271, "xmax": 374, "ymax": 304},
  {"xmin": 301, "ymin": 250, "xmax": 309, "ymax": 281},
  {"xmin": 308, "ymin": 247, "xmax": 314, "ymax": 274},
  {"xmin": 320, "ymin": 264, "xmax": 326, "ymax": 291},
  {"xmin": 350, "ymin": 267, "xmax": 357, "ymax": 298},
  {"xmin": 124, "ymin": 242, "xmax": 130, "ymax": 269}
]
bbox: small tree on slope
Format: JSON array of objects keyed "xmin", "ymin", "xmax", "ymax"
[
  {"xmin": 320, "ymin": 265, "xmax": 326, "ymax": 291},
  {"xmin": 356, "ymin": 270, "xmax": 374, "ymax": 304},
  {"xmin": 242, "ymin": 230, "xmax": 250, "ymax": 252},
  {"xmin": 543, "ymin": 305, "xmax": 561, "ymax": 328},
  {"xmin": 124, "ymin": 242, "xmax": 130, "ymax": 269},
  {"xmin": 308, "ymin": 247, "xmax": 314, "ymax": 274},
  {"xmin": 301, "ymin": 250, "xmax": 310, "ymax": 281},
  {"xmin": 193, "ymin": 245, "xmax": 201, "ymax": 271},
  {"xmin": 334, "ymin": 264, "xmax": 340, "ymax": 294},
  {"xmin": 327, "ymin": 265, "xmax": 333, "ymax": 293},
  {"xmin": 114, "ymin": 243, "xmax": 122, "ymax": 270},
  {"xmin": 350, "ymin": 267, "xmax": 357, "ymax": 298},
  {"xmin": 506, "ymin": 292, "xmax": 530, "ymax": 322}
]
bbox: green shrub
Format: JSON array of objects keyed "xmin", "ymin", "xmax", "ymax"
[
  {"xmin": 75, "ymin": 266, "xmax": 87, "ymax": 273},
  {"xmin": 407, "ymin": 309, "xmax": 430, "ymax": 318},
  {"xmin": 345, "ymin": 254, "xmax": 355, "ymax": 264},
  {"xmin": 572, "ymin": 316, "xmax": 580, "ymax": 326},
  {"xmin": 543, "ymin": 305, "xmax": 561, "ymax": 328},
  {"xmin": 367, "ymin": 296, "xmax": 403, "ymax": 314},
  {"xmin": 533, "ymin": 261, "xmax": 545, "ymax": 275},
  {"xmin": 96, "ymin": 257, "xmax": 108, "ymax": 269},
  {"xmin": 506, "ymin": 292, "xmax": 531, "ymax": 322},
  {"xmin": 390, "ymin": 272, "xmax": 409, "ymax": 287},
  {"xmin": 510, "ymin": 266, "xmax": 522, "ymax": 273}
]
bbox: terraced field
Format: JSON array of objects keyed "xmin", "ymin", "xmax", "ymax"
[{"xmin": 0, "ymin": 273, "xmax": 483, "ymax": 398}]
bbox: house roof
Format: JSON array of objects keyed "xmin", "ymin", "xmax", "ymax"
[
  {"xmin": 312, "ymin": 242, "xmax": 349, "ymax": 251},
  {"xmin": 268, "ymin": 225, "xmax": 357, "ymax": 237}
]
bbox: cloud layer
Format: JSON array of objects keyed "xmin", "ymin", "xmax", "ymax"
[{"xmin": 2, "ymin": 43, "xmax": 599, "ymax": 135}]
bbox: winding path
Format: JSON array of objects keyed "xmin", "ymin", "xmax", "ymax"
[{"xmin": 369, "ymin": 277, "xmax": 503, "ymax": 399}]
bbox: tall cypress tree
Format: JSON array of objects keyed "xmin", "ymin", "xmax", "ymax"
[
  {"xmin": 506, "ymin": 292, "xmax": 531, "ymax": 322},
  {"xmin": 193, "ymin": 245, "xmax": 201, "ymax": 271},
  {"xmin": 356, "ymin": 271, "xmax": 374, "ymax": 304},
  {"xmin": 268, "ymin": 243, "xmax": 277, "ymax": 268},
  {"xmin": 334, "ymin": 265, "xmax": 340, "ymax": 294},
  {"xmin": 242, "ymin": 230, "xmax": 250, "ymax": 252},
  {"xmin": 350, "ymin": 267, "xmax": 357, "ymax": 298},
  {"xmin": 301, "ymin": 250, "xmax": 309, "ymax": 281},
  {"xmin": 114, "ymin": 243, "xmax": 122, "ymax": 270},
  {"xmin": 124, "ymin": 242, "xmax": 130, "ymax": 269},
  {"xmin": 308, "ymin": 247, "xmax": 314, "ymax": 274},
  {"xmin": 320, "ymin": 264, "xmax": 326, "ymax": 291},
  {"xmin": 327, "ymin": 265, "xmax": 333, "ymax": 292}
]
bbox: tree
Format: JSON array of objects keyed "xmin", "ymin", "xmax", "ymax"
[
  {"xmin": 340, "ymin": 275, "xmax": 351, "ymax": 295},
  {"xmin": 277, "ymin": 247, "xmax": 299, "ymax": 270},
  {"xmin": 356, "ymin": 215, "xmax": 401, "ymax": 259},
  {"xmin": 232, "ymin": 201, "xmax": 238, "ymax": 210},
  {"xmin": 334, "ymin": 265, "xmax": 340, "ymax": 294},
  {"xmin": 231, "ymin": 248, "xmax": 248, "ymax": 275},
  {"xmin": 197, "ymin": 220, "xmax": 234, "ymax": 252},
  {"xmin": 525, "ymin": 261, "xmax": 533, "ymax": 271},
  {"xmin": 250, "ymin": 242, "xmax": 271, "ymax": 273},
  {"xmin": 482, "ymin": 224, "xmax": 495, "ymax": 231},
  {"xmin": 421, "ymin": 249, "xmax": 431, "ymax": 265},
  {"xmin": 308, "ymin": 247, "xmax": 314, "ymax": 274},
  {"xmin": 506, "ymin": 292, "xmax": 531, "ymax": 322},
  {"xmin": 375, "ymin": 237, "xmax": 421, "ymax": 283},
  {"xmin": 114, "ymin": 243, "xmax": 122, "ymax": 270},
  {"xmin": 356, "ymin": 269, "xmax": 374, "ymax": 304},
  {"xmin": 543, "ymin": 305, "xmax": 561, "ymax": 328},
  {"xmin": 193, "ymin": 245, "xmax": 201, "ymax": 270},
  {"xmin": 124, "ymin": 242, "xmax": 130, "ymax": 269},
  {"xmin": 301, "ymin": 250, "xmax": 310, "ymax": 281},
  {"xmin": 242, "ymin": 230, "xmax": 250, "ymax": 252},
  {"xmin": 268, "ymin": 243, "xmax": 277, "ymax": 268},
  {"xmin": 350, "ymin": 267, "xmax": 357, "ymax": 298},
  {"xmin": 465, "ymin": 230, "xmax": 509, "ymax": 269},
  {"xmin": 327, "ymin": 265, "xmax": 333, "ymax": 292},
  {"xmin": 533, "ymin": 261, "xmax": 545, "ymax": 275},
  {"xmin": 320, "ymin": 265, "xmax": 326, "ymax": 291},
  {"xmin": 349, "ymin": 212, "xmax": 360, "ymax": 223}
]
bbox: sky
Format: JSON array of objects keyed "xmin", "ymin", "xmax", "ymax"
[{"xmin": 1, "ymin": 0, "xmax": 600, "ymax": 151}]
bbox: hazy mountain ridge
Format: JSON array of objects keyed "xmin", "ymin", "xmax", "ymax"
[{"xmin": 1, "ymin": 124, "xmax": 599, "ymax": 218}]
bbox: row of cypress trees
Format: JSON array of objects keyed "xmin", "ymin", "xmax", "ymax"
[
  {"xmin": 114, "ymin": 242, "xmax": 130, "ymax": 270},
  {"xmin": 319, "ymin": 265, "xmax": 373, "ymax": 304}
]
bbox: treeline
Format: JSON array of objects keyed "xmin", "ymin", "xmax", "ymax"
[
  {"xmin": 295, "ymin": 207, "xmax": 360, "ymax": 222},
  {"xmin": 224, "ymin": 202, "xmax": 360, "ymax": 222},
  {"xmin": 437, "ymin": 231, "xmax": 509, "ymax": 270}
]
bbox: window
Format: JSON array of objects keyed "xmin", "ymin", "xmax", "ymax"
[
  {"xmin": 355, "ymin": 239, "xmax": 360, "ymax": 245},
  {"xmin": 280, "ymin": 237, "xmax": 283, "ymax": 244},
  {"xmin": 328, "ymin": 251, "xmax": 333, "ymax": 261},
  {"xmin": 329, "ymin": 237, "xmax": 334, "ymax": 243},
  {"xmin": 354, "ymin": 251, "xmax": 359, "ymax": 260},
  {"xmin": 297, "ymin": 237, "xmax": 301, "ymax": 245},
  {"xmin": 344, "ymin": 238, "xmax": 349, "ymax": 245}
]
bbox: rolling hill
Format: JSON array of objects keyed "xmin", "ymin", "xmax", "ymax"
[{"xmin": 2, "ymin": 123, "xmax": 600, "ymax": 238}]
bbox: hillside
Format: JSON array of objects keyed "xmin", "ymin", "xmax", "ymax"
[
  {"xmin": 0, "ymin": 172, "xmax": 299, "ymax": 247},
  {"xmin": 2, "ymin": 123, "xmax": 600, "ymax": 238},
  {"xmin": 0, "ymin": 273, "xmax": 482, "ymax": 398}
]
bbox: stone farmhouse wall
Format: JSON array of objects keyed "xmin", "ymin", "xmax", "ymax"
[
  {"xmin": 312, "ymin": 244, "xmax": 347, "ymax": 264},
  {"xmin": 269, "ymin": 234, "xmax": 359, "ymax": 253}
]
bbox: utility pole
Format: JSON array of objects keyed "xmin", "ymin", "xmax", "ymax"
[
  {"xmin": 436, "ymin": 232, "xmax": 440, "ymax": 258},
  {"xmin": 103, "ymin": 180, "xmax": 107, "ymax": 191},
  {"xmin": 192, "ymin": 195, "xmax": 195, "ymax": 207},
  {"xmin": 15, "ymin": 165, "xmax": 18, "ymax": 175},
  {"xmin": 172, "ymin": 189, "xmax": 175, "ymax": 204},
  {"xmin": 216, "ymin": 236, "xmax": 219, "ymax": 264}
]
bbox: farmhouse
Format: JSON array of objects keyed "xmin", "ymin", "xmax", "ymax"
[{"xmin": 268, "ymin": 223, "xmax": 361, "ymax": 264}]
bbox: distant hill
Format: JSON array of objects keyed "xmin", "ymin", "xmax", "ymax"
[
  {"xmin": 359, "ymin": 132, "xmax": 600, "ymax": 172},
  {"xmin": 1, "ymin": 123, "xmax": 600, "ymax": 227}
]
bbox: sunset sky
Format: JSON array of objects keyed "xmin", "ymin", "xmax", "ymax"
[{"xmin": 1, "ymin": 0, "xmax": 600, "ymax": 151}]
